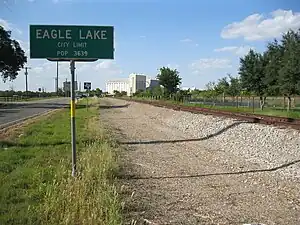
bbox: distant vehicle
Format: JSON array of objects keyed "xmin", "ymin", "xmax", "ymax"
[{"xmin": 75, "ymin": 94, "xmax": 83, "ymax": 99}]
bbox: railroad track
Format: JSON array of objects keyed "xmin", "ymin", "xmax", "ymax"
[{"xmin": 118, "ymin": 98, "xmax": 300, "ymax": 130}]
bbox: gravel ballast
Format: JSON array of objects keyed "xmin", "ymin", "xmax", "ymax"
[
  {"xmin": 164, "ymin": 109, "xmax": 300, "ymax": 180},
  {"xmin": 100, "ymin": 98, "xmax": 300, "ymax": 225}
]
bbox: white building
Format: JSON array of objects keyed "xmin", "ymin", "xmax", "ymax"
[
  {"xmin": 105, "ymin": 79, "xmax": 129, "ymax": 94},
  {"xmin": 128, "ymin": 73, "xmax": 147, "ymax": 96},
  {"xmin": 105, "ymin": 74, "xmax": 160, "ymax": 96}
]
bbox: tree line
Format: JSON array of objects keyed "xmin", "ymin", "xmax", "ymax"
[
  {"xmin": 2, "ymin": 23, "xmax": 300, "ymax": 111},
  {"xmin": 136, "ymin": 29, "xmax": 300, "ymax": 111},
  {"xmin": 203, "ymin": 28, "xmax": 300, "ymax": 111}
]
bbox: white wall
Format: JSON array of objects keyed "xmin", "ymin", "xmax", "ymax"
[
  {"xmin": 128, "ymin": 74, "xmax": 146, "ymax": 95},
  {"xmin": 106, "ymin": 80, "xmax": 129, "ymax": 94}
]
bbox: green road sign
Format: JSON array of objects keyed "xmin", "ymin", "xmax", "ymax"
[{"xmin": 29, "ymin": 25, "xmax": 114, "ymax": 60}]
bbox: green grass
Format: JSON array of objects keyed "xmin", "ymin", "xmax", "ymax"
[
  {"xmin": 0, "ymin": 98, "xmax": 122, "ymax": 225},
  {"xmin": 186, "ymin": 102, "xmax": 300, "ymax": 118},
  {"xmin": 0, "ymin": 96, "xmax": 58, "ymax": 102},
  {"xmin": 125, "ymin": 96, "xmax": 300, "ymax": 119}
]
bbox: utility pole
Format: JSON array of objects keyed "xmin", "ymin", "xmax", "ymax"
[
  {"xmin": 53, "ymin": 77, "xmax": 58, "ymax": 94},
  {"xmin": 65, "ymin": 78, "xmax": 68, "ymax": 97},
  {"xmin": 56, "ymin": 61, "xmax": 59, "ymax": 96},
  {"xmin": 24, "ymin": 67, "xmax": 31, "ymax": 99},
  {"xmin": 75, "ymin": 71, "xmax": 78, "ymax": 94}
]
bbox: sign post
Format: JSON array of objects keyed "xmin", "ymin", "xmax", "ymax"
[
  {"xmin": 84, "ymin": 82, "xmax": 91, "ymax": 111},
  {"xmin": 30, "ymin": 24, "xmax": 114, "ymax": 177},
  {"xmin": 70, "ymin": 60, "xmax": 76, "ymax": 176}
]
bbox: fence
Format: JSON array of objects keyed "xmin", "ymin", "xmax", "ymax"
[
  {"xmin": 188, "ymin": 95, "xmax": 300, "ymax": 111},
  {"xmin": 0, "ymin": 95, "xmax": 50, "ymax": 102}
]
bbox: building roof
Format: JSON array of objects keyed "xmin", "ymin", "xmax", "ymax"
[{"xmin": 106, "ymin": 78, "xmax": 129, "ymax": 83}]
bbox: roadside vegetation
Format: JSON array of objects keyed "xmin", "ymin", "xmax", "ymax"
[
  {"xmin": 0, "ymin": 98, "xmax": 122, "ymax": 225},
  {"xmin": 120, "ymin": 28, "xmax": 300, "ymax": 118}
]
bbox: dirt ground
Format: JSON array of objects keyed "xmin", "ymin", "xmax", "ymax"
[{"xmin": 100, "ymin": 98, "xmax": 300, "ymax": 225}]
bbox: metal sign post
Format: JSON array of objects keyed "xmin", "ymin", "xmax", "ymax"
[
  {"xmin": 70, "ymin": 60, "xmax": 77, "ymax": 177},
  {"xmin": 29, "ymin": 24, "xmax": 114, "ymax": 177},
  {"xmin": 84, "ymin": 82, "xmax": 91, "ymax": 111},
  {"xmin": 86, "ymin": 90, "xmax": 89, "ymax": 111}
]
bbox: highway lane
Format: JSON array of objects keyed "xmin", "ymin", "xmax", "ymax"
[{"xmin": 0, "ymin": 98, "xmax": 69, "ymax": 128}]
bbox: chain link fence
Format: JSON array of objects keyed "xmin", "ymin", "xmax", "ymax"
[{"xmin": 188, "ymin": 95, "xmax": 300, "ymax": 111}]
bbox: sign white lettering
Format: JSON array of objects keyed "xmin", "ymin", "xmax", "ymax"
[
  {"xmin": 57, "ymin": 50, "xmax": 68, "ymax": 56},
  {"xmin": 36, "ymin": 29, "xmax": 107, "ymax": 40},
  {"xmin": 36, "ymin": 29, "xmax": 72, "ymax": 39},
  {"xmin": 73, "ymin": 42, "xmax": 87, "ymax": 48},
  {"xmin": 79, "ymin": 30, "xmax": 107, "ymax": 40},
  {"xmin": 57, "ymin": 42, "xmax": 70, "ymax": 48},
  {"xmin": 73, "ymin": 51, "xmax": 88, "ymax": 57}
]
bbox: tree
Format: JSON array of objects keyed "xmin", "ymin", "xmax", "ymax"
[
  {"xmin": 152, "ymin": 86, "xmax": 163, "ymax": 98},
  {"xmin": 215, "ymin": 77, "xmax": 229, "ymax": 94},
  {"xmin": 156, "ymin": 67, "xmax": 182, "ymax": 97},
  {"xmin": 203, "ymin": 81, "xmax": 218, "ymax": 100},
  {"xmin": 0, "ymin": 26, "xmax": 27, "ymax": 82},
  {"xmin": 264, "ymin": 39, "xmax": 283, "ymax": 96},
  {"xmin": 214, "ymin": 76, "xmax": 230, "ymax": 102},
  {"xmin": 95, "ymin": 88, "xmax": 102, "ymax": 97},
  {"xmin": 120, "ymin": 91, "xmax": 127, "ymax": 96},
  {"xmin": 278, "ymin": 29, "xmax": 300, "ymax": 111},
  {"xmin": 227, "ymin": 74, "xmax": 242, "ymax": 97},
  {"xmin": 239, "ymin": 49, "xmax": 267, "ymax": 110}
]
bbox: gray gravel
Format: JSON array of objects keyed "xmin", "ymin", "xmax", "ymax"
[
  {"xmin": 164, "ymin": 110, "xmax": 300, "ymax": 180},
  {"xmin": 101, "ymin": 98, "xmax": 300, "ymax": 224}
]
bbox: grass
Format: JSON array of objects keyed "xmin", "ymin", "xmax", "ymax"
[
  {"xmin": 0, "ymin": 98, "xmax": 122, "ymax": 225},
  {"xmin": 0, "ymin": 96, "xmax": 57, "ymax": 103},
  {"xmin": 186, "ymin": 102, "xmax": 300, "ymax": 118},
  {"xmin": 124, "ymin": 96, "xmax": 300, "ymax": 119}
]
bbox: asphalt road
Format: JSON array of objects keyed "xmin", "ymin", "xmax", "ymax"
[{"xmin": 0, "ymin": 98, "xmax": 69, "ymax": 128}]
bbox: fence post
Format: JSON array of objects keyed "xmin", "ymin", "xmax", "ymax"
[{"xmin": 252, "ymin": 96, "xmax": 255, "ymax": 113}]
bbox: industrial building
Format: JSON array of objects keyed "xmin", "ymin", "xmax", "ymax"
[
  {"xmin": 128, "ymin": 73, "xmax": 147, "ymax": 96},
  {"xmin": 146, "ymin": 78, "xmax": 160, "ymax": 90},
  {"xmin": 105, "ymin": 73, "xmax": 159, "ymax": 96},
  {"xmin": 105, "ymin": 79, "xmax": 129, "ymax": 94},
  {"xmin": 63, "ymin": 81, "xmax": 78, "ymax": 91}
]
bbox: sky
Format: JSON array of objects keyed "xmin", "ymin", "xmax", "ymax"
[{"xmin": 1, "ymin": 0, "xmax": 300, "ymax": 92}]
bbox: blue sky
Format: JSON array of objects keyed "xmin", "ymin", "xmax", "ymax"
[{"xmin": 1, "ymin": 0, "xmax": 300, "ymax": 91}]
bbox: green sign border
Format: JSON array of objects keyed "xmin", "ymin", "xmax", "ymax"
[{"xmin": 29, "ymin": 24, "xmax": 114, "ymax": 61}]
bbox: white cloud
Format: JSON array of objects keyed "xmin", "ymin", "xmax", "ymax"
[
  {"xmin": 180, "ymin": 38, "xmax": 199, "ymax": 48},
  {"xmin": 0, "ymin": 18, "xmax": 11, "ymax": 30},
  {"xmin": 189, "ymin": 58, "xmax": 232, "ymax": 72},
  {"xmin": 139, "ymin": 35, "xmax": 146, "ymax": 38},
  {"xmin": 94, "ymin": 61, "xmax": 122, "ymax": 75},
  {"xmin": 166, "ymin": 63, "xmax": 179, "ymax": 70},
  {"xmin": 180, "ymin": 38, "xmax": 193, "ymax": 43},
  {"xmin": 214, "ymin": 45, "xmax": 254, "ymax": 56},
  {"xmin": 221, "ymin": 9, "xmax": 300, "ymax": 41},
  {"xmin": 0, "ymin": 18, "xmax": 22, "ymax": 35}
]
